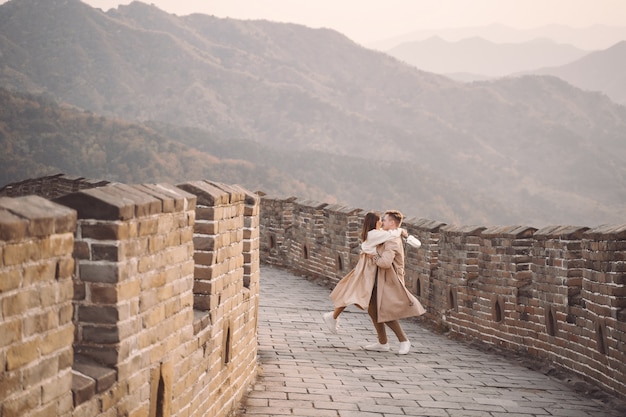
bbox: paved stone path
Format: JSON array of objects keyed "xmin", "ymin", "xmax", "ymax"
[{"xmin": 236, "ymin": 265, "xmax": 626, "ymax": 416}]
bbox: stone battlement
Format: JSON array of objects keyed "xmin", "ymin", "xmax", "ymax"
[
  {"xmin": 259, "ymin": 195, "xmax": 626, "ymax": 400},
  {"xmin": 0, "ymin": 180, "xmax": 260, "ymax": 417},
  {"xmin": 1, "ymin": 174, "xmax": 624, "ymax": 415}
]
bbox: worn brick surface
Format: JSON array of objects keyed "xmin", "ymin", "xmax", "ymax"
[
  {"xmin": 236, "ymin": 265, "xmax": 626, "ymax": 417},
  {"xmin": 260, "ymin": 197, "xmax": 626, "ymax": 401}
]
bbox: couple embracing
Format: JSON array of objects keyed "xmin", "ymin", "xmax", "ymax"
[{"xmin": 323, "ymin": 210, "xmax": 425, "ymax": 355}]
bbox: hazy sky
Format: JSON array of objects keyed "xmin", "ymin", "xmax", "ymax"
[{"xmin": 76, "ymin": 0, "xmax": 626, "ymax": 44}]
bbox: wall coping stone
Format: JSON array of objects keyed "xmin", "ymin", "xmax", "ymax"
[
  {"xmin": 257, "ymin": 193, "xmax": 297, "ymax": 203},
  {"xmin": 481, "ymin": 225, "xmax": 537, "ymax": 238},
  {"xmin": 294, "ymin": 199, "xmax": 328, "ymax": 209},
  {"xmin": 584, "ymin": 223, "xmax": 626, "ymax": 239},
  {"xmin": 0, "ymin": 208, "xmax": 28, "ymax": 241},
  {"xmin": 54, "ymin": 184, "xmax": 196, "ymax": 220},
  {"xmin": 440, "ymin": 224, "xmax": 487, "ymax": 235},
  {"xmin": 54, "ymin": 187, "xmax": 136, "ymax": 220},
  {"xmin": 0, "ymin": 195, "xmax": 76, "ymax": 238},
  {"xmin": 205, "ymin": 181, "xmax": 246, "ymax": 204},
  {"xmin": 0, "ymin": 173, "xmax": 110, "ymax": 198},
  {"xmin": 534, "ymin": 225, "xmax": 590, "ymax": 239},
  {"xmin": 71, "ymin": 371, "xmax": 95, "ymax": 406},
  {"xmin": 177, "ymin": 181, "xmax": 230, "ymax": 206},
  {"xmin": 323, "ymin": 204, "xmax": 362, "ymax": 215},
  {"xmin": 405, "ymin": 217, "xmax": 447, "ymax": 232},
  {"xmin": 73, "ymin": 355, "xmax": 117, "ymax": 394},
  {"xmin": 228, "ymin": 184, "xmax": 260, "ymax": 205},
  {"xmin": 135, "ymin": 183, "xmax": 197, "ymax": 213},
  {"xmin": 99, "ymin": 184, "xmax": 162, "ymax": 217}
]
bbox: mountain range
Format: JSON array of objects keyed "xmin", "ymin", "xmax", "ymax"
[
  {"xmin": 1, "ymin": 0, "xmax": 625, "ymax": 227},
  {"xmin": 522, "ymin": 41, "xmax": 626, "ymax": 106},
  {"xmin": 384, "ymin": 36, "xmax": 626, "ymax": 106},
  {"xmin": 386, "ymin": 36, "xmax": 589, "ymax": 78},
  {"xmin": 369, "ymin": 23, "xmax": 626, "ymax": 51}
]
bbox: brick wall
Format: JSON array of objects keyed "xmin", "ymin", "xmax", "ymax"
[
  {"xmin": 0, "ymin": 174, "xmax": 109, "ymax": 199},
  {"xmin": 0, "ymin": 195, "xmax": 77, "ymax": 417},
  {"xmin": 0, "ymin": 180, "xmax": 260, "ymax": 417},
  {"xmin": 259, "ymin": 196, "xmax": 626, "ymax": 400}
]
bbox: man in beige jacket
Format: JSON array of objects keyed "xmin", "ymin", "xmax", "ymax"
[{"xmin": 365, "ymin": 210, "xmax": 425, "ymax": 355}]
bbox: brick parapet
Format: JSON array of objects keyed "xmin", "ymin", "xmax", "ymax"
[
  {"xmin": 403, "ymin": 217, "xmax": 445, "ymax": 304},
  {"xmin": 259, "ymin": 196, "xmax": 626, "ymax": 400},
  {"xmin": 0, "ymin": 174, "xmax": 110, "ymax": 200},
  {"xmin": 0, "ymin": 196, "xmax": 77, "ymax": 417},
  {"xmin": 176, "ymin": 180, "xmax": 259, "ymax": 417},
  {"xmin": 0, "ymin": 178, "xmax": 260, "ymax": 417}
]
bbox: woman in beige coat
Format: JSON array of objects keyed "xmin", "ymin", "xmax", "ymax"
[
  {"xmin": 366, "ymin": 210, "xmax": 425, "ymax": 355},
  {"xmin": 323, "ymin": 212, "xmax": 403, "ymax": 334}
]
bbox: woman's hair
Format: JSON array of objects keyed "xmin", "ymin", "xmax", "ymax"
[{"xmin": 361, "ymin": 212, "xmax": 380, "ymax": 242}]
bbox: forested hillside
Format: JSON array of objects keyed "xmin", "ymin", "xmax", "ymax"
[
  {"xmin": 0, "ymin": 89, "xmax": 332, "ymax": 201},
  {"xmin": 1, "ymin": 0, "xmax": 625, "ymax": 226}
]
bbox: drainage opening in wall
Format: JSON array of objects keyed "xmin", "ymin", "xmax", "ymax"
[
  {"xmin": 268, "ymin": 233, "xmax": 276, "ymax": 250},
  {"xmin": 545, "ymin": 306, "xmax": 557, "ymax": 337},
  {"xmin": 595, "ymin": 319, "xmax": 608, "ymax": 355},
  {"xmin": 447, "ymin": 287, "xmax": 457, "ymax": 311},
  {"xmin": 493, "ymin": 298, "xmax": 503, "ymax": 323},
  {"xmin": 156, "ymin": 373, "xmax": 165, "ymax": 417},
  {"xmin": 224, "ymin": 326, "xmax": 231, "ymax": 364}
]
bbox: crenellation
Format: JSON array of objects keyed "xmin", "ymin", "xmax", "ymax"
[
  {"xmin": 260, "ymin": 196, "xmax": 626, "ymax": 400},
  {"xmin": 3, "ymin": 173, "xmax": 623, "ymax": 412}
]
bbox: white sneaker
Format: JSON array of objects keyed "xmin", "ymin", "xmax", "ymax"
[
  {"xmin": 398, "ymin": 341, "xmax": 411, "ymax": 355},
  {"xmin": 364, "ymin": 342, "xmax": 390, "ymax": 352},
  {"xmin": 323, "ymin": 312, "xmax": 338, "ymax": 334}
]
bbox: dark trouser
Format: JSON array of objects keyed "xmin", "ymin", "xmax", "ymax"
[{"xmin": 367, "ymin": 272, "xmax": 408, "ymax": 344}]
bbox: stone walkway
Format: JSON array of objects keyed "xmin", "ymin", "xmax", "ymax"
[{"xmin": 236, "ymin": 265, "xmax": 626, "ymax": 416}]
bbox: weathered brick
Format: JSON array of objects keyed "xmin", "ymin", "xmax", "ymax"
[
  {"xmin": 138, "ymin": 217, "xmax": 158, "ymax": 237},
  {"xmin": 0, "ymin": 267, "xmax": 21, "ymax": 292},
  {"xmin": 91, "ymin": 243, "xmax": 120, "ymax": 261},
  {"xmin": 6, "ymin": 339, "xmax": 39, "ymax": 370},
  {"xmin": 3, "ymin": 242, "xmax": 36, "ymax": 266},
  {"xmin": 41, "ymin": 368, "xmax": 72, "ymax": 403},
  {"xmin": 71, "ymin": 371, "xmax": 96, "ymax": 406},
  {"xmin": 2, "ymin": 288, "xmax": 39, "ymax": 317},
  {"xmin": 23, "ymin": 309, "xmax": 56, "ymax": 337},
  {"xmin": 2, "ymin": 387, "xmax": 41, "ymax": 417},
  {"xmin": 73, "ymin": 356, "xmax": 116, "ymax": 394},
  {"xmin": 79, "ymin": 262, "xmax": 120, "ymax": 283},
  {"xmin": 77, "ymin": 305, "xmax": 120, "ymax": 324},
  {"xmin": 22, "ymin": 356, "xmax": 60, "ymax": 387},
  {"xmin": 40, "ymin": 279, "xmax": 73, "ymax": 308},
  {"xmin": 83, "ymin": 325, "xmax": 120, "ymax": 344},
  {"xmin": 59, "ymin": 303, "xmax": 73, "ymax": 325},
  {"xmin": 81, "ymin": 222, "xmax": 129, "ymax": 240},
  {"xmin": 0, "ymin": 318, "xmax": 22, "ymax": 348},
  {"xmin": 90, "ymin": 283, "xmax": 118, "ymax": 303},
  {"xmin": 23, "ymin": 260, "xmax": 56, "ymax": 285},
  {"xmin": 41, "ymin": 324, "xmax": 74, "ymax": 355},
  {"xmin": 0, "ymin": 195, "xmax": 76, "ymax": 237},
  {"xmin": 0, "ymin": 208, "xmax": 28, "ymax": 241},
  {"xmin": 56, "ymin": 257, "xmax": 75, "ymax": 280},
  {"xmin": 73, "ymin": 240, "xmax": 91, "ymax": 260}
]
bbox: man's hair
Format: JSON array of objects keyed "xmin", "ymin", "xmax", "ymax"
[{"xmin": 384, "ymin": 210, "xmax": 403, "ymax": 227}]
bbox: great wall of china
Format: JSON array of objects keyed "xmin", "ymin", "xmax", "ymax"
[{"xmin": 1, "ymin": 174, "xmax": 624, "ymax": 416}]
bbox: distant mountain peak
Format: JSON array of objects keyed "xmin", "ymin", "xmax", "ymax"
[{"xmin": 0, "ymin": 0, "xmax": 625, "ymax": 226}]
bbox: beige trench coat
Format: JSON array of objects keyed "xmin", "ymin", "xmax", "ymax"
[
  {"xmin": 374, "ymin": 236, "xmax": 426, "ymax": 323},
  {"xmin": 330, "ymin": 253, "xmax": 377, "ymax": 310}
]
